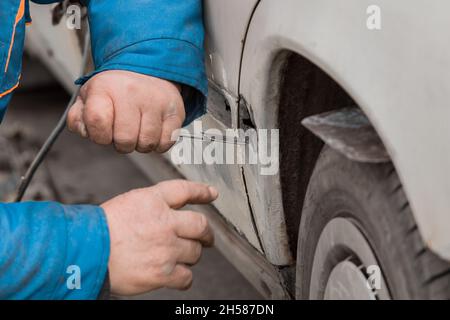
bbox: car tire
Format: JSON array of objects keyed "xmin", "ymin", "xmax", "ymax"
[{"xmin": 296, "ymin": 146, "xmax": 450, "ymax": 299}]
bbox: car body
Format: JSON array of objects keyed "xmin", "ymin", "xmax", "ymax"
[{"xmin": 27, "ymin": 0, "xmax": 450, "ymax": 299}]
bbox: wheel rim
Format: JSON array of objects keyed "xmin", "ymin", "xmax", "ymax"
[{"xmin": 309, "ymin": 218, "xmax": 391, "ymax": 300}]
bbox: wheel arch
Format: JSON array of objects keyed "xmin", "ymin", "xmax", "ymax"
[{"xmin": 240, "ymin": 0, "xmax": 450, "ymax": 264}]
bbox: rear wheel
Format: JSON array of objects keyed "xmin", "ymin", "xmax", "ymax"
[{"xmin": 296, "ymin": 147, "xmax": 450, "ymax": 299}]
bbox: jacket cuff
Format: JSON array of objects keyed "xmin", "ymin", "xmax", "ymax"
[
  {"xmin": 52, "ymin": 205, "xmax": 110, "ymax": 300},
  {"xmin": 76, "ymin": 38, "xmax": 207, "ymax": 126}
]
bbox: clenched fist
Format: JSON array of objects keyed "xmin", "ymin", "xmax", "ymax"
[
  {"xmin": 102, "ymin": 180, "xmax": 218, "ymax": 296},
  {"xmin": 67, "ymin": 70, "xmax": 185, "ymax": 153}
]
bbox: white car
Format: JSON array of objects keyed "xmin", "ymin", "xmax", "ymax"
[{"xmin": 27, "ymin": 0, "xmax": 450, "ymax": 299}]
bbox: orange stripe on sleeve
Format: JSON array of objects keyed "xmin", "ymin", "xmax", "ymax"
[
  {"xmin": 16, "ymin": 0, "xmax": 26, "ymax": 23},
  {"xmin": 0, "ymin": 79, "xmax": 21, "ymax": 99},
  {"xmin": 4, "ymin": 0, "xmax": 26, "ymax": 73}
]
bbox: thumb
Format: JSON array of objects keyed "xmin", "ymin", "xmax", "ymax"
[
  {"xmin": 67, "ymin": 96, "xmax": 88, "ymax": 138},
  {"xmin": 157, "ymin": 99, "xmax": 185, "ymax": 153}
]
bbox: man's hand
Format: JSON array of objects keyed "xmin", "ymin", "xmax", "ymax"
[
  {"xmin": 101, "ymin": 180, "xmax": 218, "ymax": 296},
  {"xmin": 67, "ymin": 70, "xmax": 185, "ymax": 153}
]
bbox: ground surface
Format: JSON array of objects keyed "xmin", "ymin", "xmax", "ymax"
[{"xmin": 1, "ymin": 78, "xmax": 261, "ymax": 299}]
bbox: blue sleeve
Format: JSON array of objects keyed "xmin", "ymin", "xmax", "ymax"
[
  {"xmin": 74, "ymin": 0, "xmax": 208, "ymax": 126},
  {"xmin": 0, "ymin": 202, "xmax": 110, "ymax": 300}
]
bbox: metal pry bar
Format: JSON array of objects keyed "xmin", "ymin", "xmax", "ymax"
[{"xmin": 178, "ymin": 131, "xmax": 249, "ymax": 145}]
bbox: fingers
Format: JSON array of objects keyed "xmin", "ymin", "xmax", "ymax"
[
  {"xmin": 156, "ymin": 114, "xmax": 183, "ymax": 153},
  {"xmin": 177, "ymin": 239, "xmax": 203, "ymax": 265},
  {"xmin": 68, "ymin": 72, "xmax": 186, "ymax": 154},
  {"xmin": 156, "ymin": 180, "xmax": 219, "ymax": 209},
  {"xmin": 113, "ymin": 101, "xmax": 141, "ymax": 153},
  {"xmin": 136, "ymin": 111, "xmax": 162, "ymax": 153},
  {"xmin": 165, "ymin": 264, "xmax": 193, "ymax": 290},
  {"xmin": 173, "ymin": 210, "xmax": 214, "ymax": 247},
  {"xmin": 156, "ymin": 97, "xmax": 185, "ymax": 153},
  {"xmin": 67, "ymin": 96, "xmax": 88, "ymax": 138},
  {"xmin": 82, "ymin": 93, "xmax": 114, "ymax": 145}
]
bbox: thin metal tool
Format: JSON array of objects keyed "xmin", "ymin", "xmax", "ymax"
[{"xmin": 178, "ymin": 131, "xmax": 249, "ymax": 145}]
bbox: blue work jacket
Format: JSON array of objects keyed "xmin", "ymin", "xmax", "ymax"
[{"xmin": 0, "ymin": 0, "xmax": 207, "ymax": 299}]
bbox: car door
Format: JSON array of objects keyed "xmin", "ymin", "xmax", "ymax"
[{"xmin": 171, "ymin": 0, "xmax": 264, "ymax": 252}]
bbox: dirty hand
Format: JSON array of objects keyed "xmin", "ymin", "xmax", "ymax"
[
  {"xmin": 101, "ymin": 180, "xmax": 218, "ymax": 296},
  {"xmin": 67, "ymin": 70, "xmax": 185, "ymax": 153}
]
